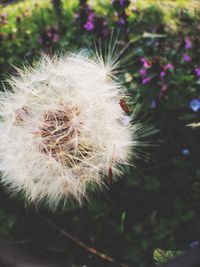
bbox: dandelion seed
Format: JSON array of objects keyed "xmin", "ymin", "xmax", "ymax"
[
  {"xmin": 122, "ymin": 115, "xmax": 131, "ymax": 125},
  {"xmin": 0, "ymin": 50, "xmax": 139, "ymax": 209}
]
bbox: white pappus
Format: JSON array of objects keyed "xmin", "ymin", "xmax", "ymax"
[{"xmin": 0, "ymin": 49, "xmax": 138, "ymax": 210}]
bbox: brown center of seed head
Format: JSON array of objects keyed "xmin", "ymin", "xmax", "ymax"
[
  {"xmin": 15, "ymin": 106, "xmax": 29, "ymax": 124},
  {"xmin": 38, "ymin": 105, "xmax": 81, "ymax": 165}
]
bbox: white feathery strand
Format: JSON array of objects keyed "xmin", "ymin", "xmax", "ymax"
[{"xmin": 0, "ymin": 48, "xmax": 141, "ymax": 210}]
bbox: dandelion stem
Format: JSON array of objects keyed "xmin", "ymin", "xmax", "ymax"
[{"xmin": 44, "ymin": 217, "xmax": 134, "ymax": 267}]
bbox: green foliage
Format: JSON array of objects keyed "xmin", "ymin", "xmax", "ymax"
[{"xmin": 0, "ymin": 0, "xmax": 200, "ymax": 266}]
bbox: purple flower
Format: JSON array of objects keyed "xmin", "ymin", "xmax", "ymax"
[
  {"xmin": 150, "ymin": 100, "xmax": 156, "ymax": 108},
  {"xmin": 190, "ymin": 241, "xmax": 199, "ymax": 249},
  {"xmin": 182, "ymin": 148, "xmax": 190, "ymax": 155},
  {"xmin": 141, "ymin": 57, "xmax": 151, "ymax": 68},
  {"xmin": 88, "ymin": 11, "xmax": 95, "ymax": 21},
  {"xmin": 139, "ymin": 68, "xmax": 147, "ymax": 77},
  {"xmin": 52, "ymin": 34, "xmax": 59, "ymax": 43},
  {"xmin": 118, "ymin": 18, "xmax": 125, "ymax": 25},
  {"xmin": 84, "ymin": 21, "xmax": 94, "ymax": 31},
  {"xmin": 38, "ymin": 26, "xmax": 59, "ymax": 47},
  {"xmin": 195, "ymin": 68, "xmax": 200, "ymax": 77},
  {"xmin": 189, "ymin": 99, "xmax": 200, "ymax": 112},
  {"xmin": 119, "ymin": 0, "xmax": 124, "ymax": 6},
  {"xmin": 184, "ymin": 36, "xmax": 192, "ymax": 49},
  {"xmin": 160, "ymin": 71, "xmax": 166, "ymax": 78},
  {"xmin": 142, "ymin": 77, "xmax": 151, "ymax": 84},
  {"xmin": 143, "ymin": 62, "xmax": 150, "ymax": 68},
  {"xmin": 183, "ymin": 54, "xmax": 191, "ymax": 62},
  {"xmin": 164, "ymin": 63, "xmax": 173, "ymax": 70}
]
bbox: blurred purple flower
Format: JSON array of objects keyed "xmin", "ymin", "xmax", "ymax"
[
  {"xmin": 182, "ymin": 148, "xmax": 190, "ymax": 155},
  {"xmin": 88, "ymin": 11, "xmax": 95, "ymax": 21},
  {"xmin": 52, "ymin": 34, "xmax": 59, "ymax": 43},
  {"xmin": 38, "ymin": 25, "xmax": 59, "ymax": 47},
  {"xmin": 195, "ymin": 68, "xmax": 200, "ymax": 77},
  {"xmin": 84, "ymin": 21, "xmax": 94, "ymax": 31},
  {"xmin": 150, "ymin": 100, "xmax": 156, "ymax": 108},
  {"xmin": 164, "ymin": 63, "xmax": 173, "ymax": 70},
  {"xmin": 119, "ymin": 0, "xmax": 124, "ymax": 6},
  {"xmin": 190, "ymin": 241, "xmax": 199, "ymax": 249},
  {"xmin": 139, "ymin": 68, "xmax": 147, "ymax": 77},
  {"xmin": 160, "ymin": 71, "xmax": 166, "ymax": 78},
  {"xmin": 189, "ymin": 99, "xmax": 200, "ymax": 112},
  {"xmin": 141, "ymin": 57, "xmax": 151, "ymax": 68},
  {"xmin": 184, "ymin": 36, "xmax": 192, "ymax": 49},
  {"xmin": 118, "ymin": 18, "xmax": 125, "ymax": 25},
  {"xmin": 183, "ymin": 54, "xmax": 191, "ymax": 62},
  {"xmin": 142, "ymin": 77, "xmax": 151, "ymax": 84}
]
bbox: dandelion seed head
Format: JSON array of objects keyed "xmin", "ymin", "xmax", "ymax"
[{"xmin": 0, "ymin": 51, "xmax": 138, "ymax": 209}]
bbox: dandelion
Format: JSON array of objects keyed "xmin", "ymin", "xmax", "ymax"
[
  {"xmin": 122, "ymin": 115, "xmax": 131, "ymax": 125},
  {"xmin": 0, "ymin": 50, "xmax": 138, "ymax": 209}
]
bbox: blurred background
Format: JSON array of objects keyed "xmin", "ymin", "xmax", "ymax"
[{"xmin": 0, "ymin": 0, "xmax": 200, "ymax": 266}]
